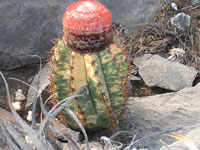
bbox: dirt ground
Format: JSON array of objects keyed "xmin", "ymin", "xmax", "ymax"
[{"xmin": 0, "ymin": 65, "xmax": 39, "ymax": 109}]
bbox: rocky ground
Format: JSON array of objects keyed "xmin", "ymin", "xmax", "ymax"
[{"xmin": 1, "ymin": 0, "xmax": 200, "ymax": 150}]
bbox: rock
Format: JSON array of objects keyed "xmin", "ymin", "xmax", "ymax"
[
  {"xmin": 26, "ymin": 64, "xmax": 51, "ymax": 109},
  {"xmin": 129, "ymin": 75, "xmax": 141, "ymax": 81},
  {"xmin": 171, "ymin": 3, "xmax": 178, "ymax": 11},
  {"xmin": 118, "ymin": 83, "xmax": 200, "ymax": 149},
  {"xmin": 134, "ymin": 54, "xmax": 198, "ymax": 91},
  {"xmin": 62, "ymin": 141, "xmax": 102, "ymax": 150},
  {"xmin": 0, "ymin": 0, "xmax": 161, "ymax": 70},
  {"xmin": 167, "ymin": 48, "xmax": 186, "ymax": 64},
  {"xmin": 48, "ymin": 124, "xmax": 81, "ymax": 142},
  {"xmin": 0, "ymin": 0, "xmax": 74, "ymax": 70},
  {"xmin": 0, "ymin": 133, "xmax": 9, "ymax": 150},
  {"xmin": 189, "ymin": 0, "xmax": 200, "ymax": 5},
  {"xmin": 161, "ymin": 127, "xmax": 200, "ymax": 150},
  {"xmin": 100, "ymin": 0, "xmax": 160, "ymax": 31},
  {"xmin": 171, "ymin": 12, "xmax": 191, "ymax": 31},
  {"xmin": 62, "ymin": 138, "xmax": 124, "ymax": 150}
]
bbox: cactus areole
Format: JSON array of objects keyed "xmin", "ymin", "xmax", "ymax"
[{"xmin": 50, "ymin": 0, "xmax": 129, "ymax": 131}]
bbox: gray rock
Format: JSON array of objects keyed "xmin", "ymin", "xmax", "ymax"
[
  {"xmin": 171, "ymin": 12, "xmax": 191, "ymax": 31},
  {"xmin": 189, "ymin": 0, "xmax": 200, "ymax": 5},
  {"xmin": 119, "ymin": 83, "xmax": 200, "ymax": 149},
  {"xmin": 0, "ymin": 0, "xmax": 160, "ymax": 70},
  {"xmin": 49, "ymin": 125, "xmax": 80, "ymax": 142},
  {"xmin": 26, "ymin": 64, "xmax": 51, "ymax": 109},
  {"xmin": 129, "ymin": 75, "xmax": 141, "ymax": 81},
  {"xmin": 62, "ymin": 141, "xmax": 102, "ymax": 150},
  {"xmin": 134, "ymin": 54, "xmax": 198, "ymax": 91},
  {"xmin": 0, "ymin": 0, "xmax": 74, "ymax": 69},
  {"xmin": 99, "ymin": 0, "xmax": 160, "ymax": 29}
]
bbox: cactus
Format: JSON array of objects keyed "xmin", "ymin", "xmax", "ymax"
[{"xmin": 49, "ymin": 0, "xmax": 129, "ymax": 130}]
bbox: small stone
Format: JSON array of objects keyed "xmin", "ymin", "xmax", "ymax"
[
  {"xmin": 167, "ymin": 48, "xmax": 186, "ymax": 64},
  {"xmin": 26, "ymin": 111, "xmax": 32, "ymax": 122},
  {"xmin": 15, "ymin": 89, "xmax": 26, "ymax": 101},
  {"xmin": 129, "ymin": 75, "xmax": 141, "ymax": 81},
  {"xmin": 12, "ymin": 101, "xmax": 21, "ymax": 111},
  {"xmin": 171, "ymin": 12, "xmax": 191, "ymax": 31},
  {"xmin": 25, "ymin": 136, "xmax": 34, "ymax": 146},
  {"xmin": 171, "ymin": 3, "xmax": 178, "ymax": 11}
]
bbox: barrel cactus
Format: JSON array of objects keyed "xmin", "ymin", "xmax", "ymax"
[{"xmin": 49, "ymin": 0, "xmax": 129, "ymax": 131}]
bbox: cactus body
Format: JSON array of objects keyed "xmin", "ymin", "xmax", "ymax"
[{"xmin": 49, "ymin": 0, "xmax": 129, "ymax": 131}]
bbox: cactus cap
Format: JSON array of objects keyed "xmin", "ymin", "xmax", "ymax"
[{"xmin": 63, "ymin": 0, "xmax": 113, "ymax": 53}]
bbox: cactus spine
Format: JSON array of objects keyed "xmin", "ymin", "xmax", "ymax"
[{"xmin": 49, "ymin": 0, "xmax": 129, "ymax": 130}]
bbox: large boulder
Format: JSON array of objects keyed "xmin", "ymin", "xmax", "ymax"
[
  {"xmin": 0, "ymin": 0, "xmax": 73, "ymax": 69},
  {"xmin": 0, "ymin": 0, "xmax": 160, "ymax": 70},
  {"xmin": 119, "ymin": 83, "xmax": 200, "ymax": 149}
]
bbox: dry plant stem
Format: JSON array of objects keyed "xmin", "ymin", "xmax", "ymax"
[
  {"xmin": 50, "ymin": 95, "xmax": 81, "ymax": 117},
  {"xmin": 32, "ymin": 74, "xmax": 39, "ymax": 129},
  {"xmin": 41, "ymin": 87, "xmax": 90, "ymax": 150},
  {"xmin": 38, "ymin": 88, "xmax": 87, "ymax": 138},
  {"xmin": 9, "ymin": 77, "xmax": 46, "ymax": 128},
  {"xmin": 40, "ymin": 93, "xmax": 56, "ymax": 124},
  {"xmin": 9, "ymin": 77, "xmax": 48, "ymax": 114},
  {"xmin": 100, "ymin": 136, "xmax": 112, "ymax": 149},
  {"xmin": 9, "ymin": 75, "xmax": 90, "ymax": 150},
  {"xmin": 50, "ymin": 87, "xmax": 87, "ymax": 117},
  {"xmin": 38, "ymin": 94, "xmax": 79, "ymax": 137},
  {"xmin": 1, "ymin": 124, "xmax": 22, "ymax": 150},
  {"xmin": 190, "ymin": 4, "xmax": 200, "ymax": 10},
  {"xmin": 8, "ymin": 77, "xmax": 57, "ymax": 139},
  {"xmin": 100, "ymin": 136, "xmax": 123, "ymax": 150},
  {"xmin": 40, "ymin": 96, "xmax": 89, "ymax": 150},
  {"xmin": 48, "ymin": 116, "xmax": 80, "ymax": 150},
  {"xmin": 28, "ymin": 55, "xmax": 42, "ymax": 129},
  {"xmin": 0, "ymin": 108, "xmax": 17, "ymax": 124},
  {"xmin": 0, "ymin": 72, "xmax": 48, "ymax": 150},
  {"xmin": 0, "ymin": 121, "xmax": 33, "ymax": 150},
  {"xmin": 9, "ymin": 76, "xmax": 79, "ymax": 150},
  {"xmin": 159, "ymin": 139, "xmax": 171, "ymax": 150},
  {"xmin": 66, "ymin": 108, "xmax": 90, "ymax": 150},
  {"xmin": 0, "ymin": 110, "xmax": 32, "ymax": 149},
  {"xmin": 125, "ymin": 122, "xmax": 200, "ymax": 150},
  {"xmin": 109, "ymin": 131, "xmax": 135, "ymax": 140},
  {"xmin": 28, "ymin": 55, "xmax": 42, "ymax": 71},
  {"xmin": 8, "ymin": 77, "xmax": 56, "ymax": 148}
]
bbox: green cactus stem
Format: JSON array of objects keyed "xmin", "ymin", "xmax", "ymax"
[{"xmin": 49, "ymin": 0, "xmax": 129, "ymax": 131}]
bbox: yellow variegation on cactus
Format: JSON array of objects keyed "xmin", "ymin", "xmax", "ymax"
[{"xmin": 49, "ymin": 0, "xmax": 129, "ymax": 131}]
